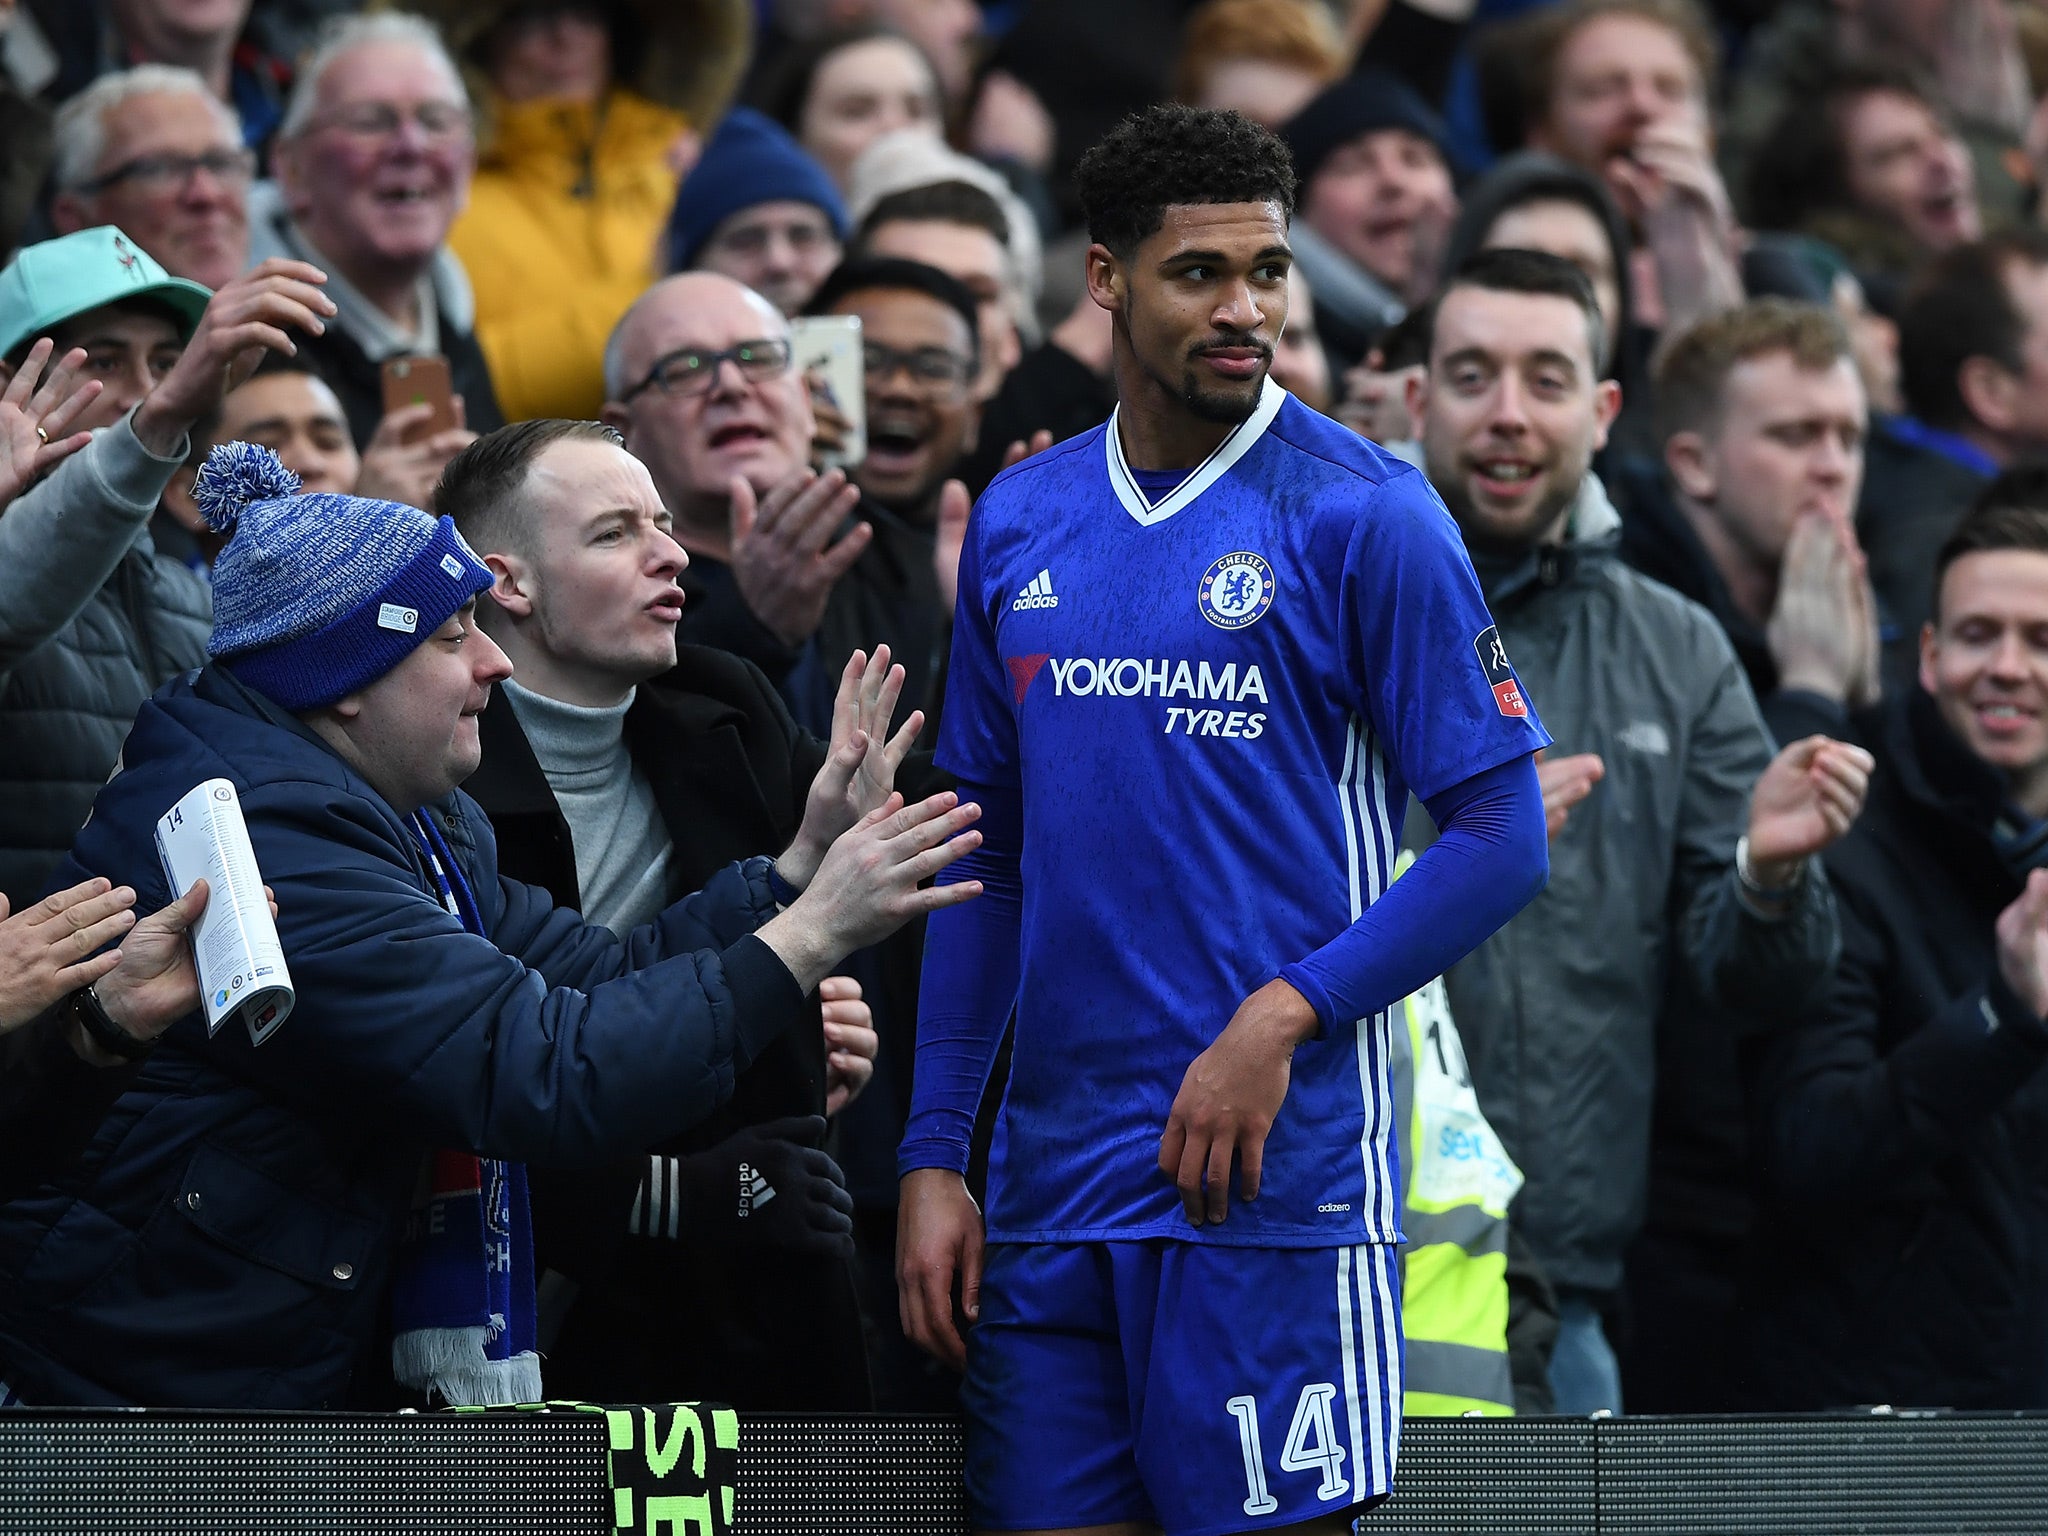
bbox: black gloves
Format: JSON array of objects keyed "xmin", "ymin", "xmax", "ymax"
[{"xmin": 628, "ymin": 1114, "xmax": 855, "ymax": 1259}]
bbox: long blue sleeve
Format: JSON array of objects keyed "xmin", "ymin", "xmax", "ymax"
[
  {"xmin": 898, "ymin": 777, "xmax": 1024, "ymax": 1178},
  {"xmin": 899, "ymin": 758, "xmax": 1545, "ymax": 1177},
  {"xmin": 1278, "ymin": 753, "xmax": 1548, "ymax": 1030}
]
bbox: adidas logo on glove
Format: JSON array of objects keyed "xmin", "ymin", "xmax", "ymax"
[{"xmin": 737, "ymin": 1162, "xmax": 777, "ymax": 1218}]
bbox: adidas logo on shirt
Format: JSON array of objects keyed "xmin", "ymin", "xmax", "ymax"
[
  {"xmin": 1013, "ymin": 569, "xmax": 1060, "ymax": 611},
  {"xmin": 737, "ymin": 1162, "xmax": 777, "ymax": 1218}
]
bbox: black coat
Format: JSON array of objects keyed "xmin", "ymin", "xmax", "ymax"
[
  {"xmin": 466, "ymin": 645, "xmax": 872, "ymax": 1409},
  {"xmin": 1611, "ymin": 455, "xmax": 1860, "ymax": 1409},
  {"xmin": 1857, "ymin": 420, "xmax": 1989, "ymax": 668},
  {"xmin": 679, "ymin": 499, "xmax": 950, "ymax": 753},
  {"xmin": 1613, "ymin": 454, "xmax": 1859, "ymax": 1228},
  {"xmin": 1738, "ymin": 688, "xmax": 2048, "ymax": 1409},
  {"xmin": 675, "ymin": 496, "xmax": 947, "ymax": 747},
  {"xmin": 955, "ymin": 341, "xmax": 1117, "ymax": 497},
  {"xmin": 674, "ymin": 558, "xmax": 804, "ymax": 687},
  {"xmin": 0, "ymin": 1011, "xmax": 140, "ymax": 1206},
  {"xmin": 792, "ymin": 497, "xmax": 946, "ymax": 741}
]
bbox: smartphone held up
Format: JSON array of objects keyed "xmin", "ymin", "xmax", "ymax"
[
  {"xmin": 790, "ymin": 315, "xmax": 867, "ymax": 472},
  {"xmin": 380, "ymin": 355, "xmax": 459, "ymax": 442}
]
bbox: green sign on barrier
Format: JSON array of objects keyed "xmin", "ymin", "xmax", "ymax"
[{"xmin": 452, "ymin": 1400, "xmax": 740, "ymax": 1533}]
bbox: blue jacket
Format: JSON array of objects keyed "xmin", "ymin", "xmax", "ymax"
[{"xmin": 0, "ymin": 666, "xmax": 806, "ymax": 1407}]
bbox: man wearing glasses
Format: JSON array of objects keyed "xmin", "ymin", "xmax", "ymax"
[
  {"xmin": 603, "ymin": 263, "xmax": 968, "ymax": 736},
  {"xmin": 602, "ymin": 271, "xmax": 872, "ymax": 710},
  {"xmin": 49, "ymin": 65, "xmax": 253, "ymax": 293},
  {"xmin": 765, "ymin": 254, "xmax": 978, "ymax": 741},
  {"xmin": 248, "ymin": 12, "xmax": 504, "ymax": 447},
  {"xmin": 603, "ymin": 263, "xmax": 972, "ymax": 1398},
  {"xmin": 805, "ymin": 257, "xmax": 983, "ymax": 533}
]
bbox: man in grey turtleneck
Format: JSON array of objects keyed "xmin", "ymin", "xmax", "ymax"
[
  {"xmin": 446, "ymin": 416, "xmax": 919, "ymax": 1410},
  {"xmin": 493, "ymin": 676, "xmax": 674, "ymax": 937}
]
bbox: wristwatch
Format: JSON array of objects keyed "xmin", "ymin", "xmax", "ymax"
[
  {"xmin": 66, "ymin": 983, "xmax": 154, "ymax": 1062},
  {"xmin": 766, "ymin": 860, "xmax": 804, "ymax": 910},
  {"xmin": 1735, "ymin": 835, "xmax": 1805, "ymax": 905}
]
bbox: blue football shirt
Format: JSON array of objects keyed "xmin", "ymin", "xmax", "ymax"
[{"xmin": 936, "ymin": 380, "xmax": 1547, "ymax": 1247}]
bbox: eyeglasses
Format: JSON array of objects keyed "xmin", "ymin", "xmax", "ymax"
[
  {"xmin": 75, "ymin": 148, "xmax": 257, "ymax": 196},
  {"xmin": 622, "ymin": 338, "xmax": 794, "ymax": 401},
  {"xmin": 308, "ymin": 102, "xmax": 473, "ymax": 143},
  {"xmin": 864, "ymin": 340, "xmax": 975, "ymax": 392}
]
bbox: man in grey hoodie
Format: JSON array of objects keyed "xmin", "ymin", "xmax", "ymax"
[
  {"xmin": 0, "ymin": 223, "xmax": 332, "ymax": 905},
  {"xmin": 1408, "ymin": 248, "xmax": 1873, "ymax": 1414}
]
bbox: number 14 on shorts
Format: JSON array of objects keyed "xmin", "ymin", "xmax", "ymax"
[{"xmin": 1226, "ymin": 1386, "xmax": 1350, "ymax": 1516}]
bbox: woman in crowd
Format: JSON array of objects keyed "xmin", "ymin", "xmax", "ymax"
[{"xmin": 755, "ymin": 26, "xmax": 945, "ymax": 195}]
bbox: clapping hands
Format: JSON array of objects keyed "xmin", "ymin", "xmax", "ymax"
[{"xmin": 779, "ymin": 646, "xmax": 925, "ymax": 891}]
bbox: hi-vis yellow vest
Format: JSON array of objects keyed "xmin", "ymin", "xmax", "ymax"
[{"xmin": 1390, "ymin": 856, "xmax": 1523, "ymax": 1416}]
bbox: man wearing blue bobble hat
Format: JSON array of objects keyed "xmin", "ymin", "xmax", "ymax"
[
  {"xmin": 0, "ymin": 442, "xmax": 984, "ymax": 1411},
  {"xmin": 669, "ymin": 106, "xmax": 849, "ymax": 316}
]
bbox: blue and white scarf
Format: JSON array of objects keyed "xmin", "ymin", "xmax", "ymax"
[{"xmin": 388, "ymin": 812, "xmax": 541, "ymax": 1407}]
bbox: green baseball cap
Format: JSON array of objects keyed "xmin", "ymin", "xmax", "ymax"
[{"xmin": 0, "ymin": 225, "xmax": 213, "ymax": 362}]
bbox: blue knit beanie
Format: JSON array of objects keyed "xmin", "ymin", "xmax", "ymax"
[
  {"xmin": 193, "ymin": 442, "xmax": 495, "ymax": 712},
  {"xmin": 667, "ymin": 106, "xmax": 849, "ymax": 272}
]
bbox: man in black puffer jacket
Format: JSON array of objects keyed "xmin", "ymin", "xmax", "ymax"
[{"xmin": 1740, "ymin": 472, "xmax": 2048, "ymax": 1409}]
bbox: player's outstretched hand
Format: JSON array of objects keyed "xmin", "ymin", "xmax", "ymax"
[
  {"xmin": 755, "ymin": 791, "xmax": 983, "ymax": 995},
  {"xmin": 898, "ymin": 1167, "xmax": 985, "ymax": 1371},
  {"xmin": 1159, "ymin": 978, "xmax": 1318, "ymax": 1226}
]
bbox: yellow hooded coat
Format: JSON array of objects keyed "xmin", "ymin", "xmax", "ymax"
[{"xmin": 450, "ymin": 88, "xmax": 690, "ymax": 422}]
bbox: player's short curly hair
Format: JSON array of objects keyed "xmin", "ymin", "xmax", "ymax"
[{"xmin": 1074, "ymin": 104, "xmax": 1297, "ymax": 258}]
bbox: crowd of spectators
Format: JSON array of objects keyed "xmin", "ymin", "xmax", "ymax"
[{"xmin": 3, "ymin": 0, "xmax": 2048, "ymax": 1433}]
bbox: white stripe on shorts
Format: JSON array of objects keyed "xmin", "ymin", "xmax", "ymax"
[{"xmin": 1336, "ymin": 1243, "xmax": 1402, "ymax": 1502}]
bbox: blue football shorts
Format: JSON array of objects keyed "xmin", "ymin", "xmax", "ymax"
[{"xmin": 962, "ymin": 1239, "xmax": 1403, "ymax": 1535}]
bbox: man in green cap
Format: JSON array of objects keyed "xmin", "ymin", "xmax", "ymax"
[{"xmin": 0, "ymin": 224, "xmax": 334, "ymax": 907}]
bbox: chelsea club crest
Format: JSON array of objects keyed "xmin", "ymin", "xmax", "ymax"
[{"xmin": 1198, "ymin": 551, "xmax": 1275, "ymax": 630}]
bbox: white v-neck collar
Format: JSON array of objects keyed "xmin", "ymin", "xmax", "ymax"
[{"xmin": 1104, "ymin": 377, "xmax": 1287, "ymax": 527}]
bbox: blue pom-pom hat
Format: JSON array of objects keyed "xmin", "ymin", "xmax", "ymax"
[{"xmin": 195, "ymin": 441, "xmax": 495, "ymax": 712}]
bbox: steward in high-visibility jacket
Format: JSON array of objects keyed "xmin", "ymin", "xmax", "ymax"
[{"xmin": 1391, "ymin": 862, "xmax": 1523, "ymax": 1415}]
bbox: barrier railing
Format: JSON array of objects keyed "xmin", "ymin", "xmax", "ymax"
[{"xmin": 6, "ymin": 1408, "xmax": 2048, "ymax": 1533}]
